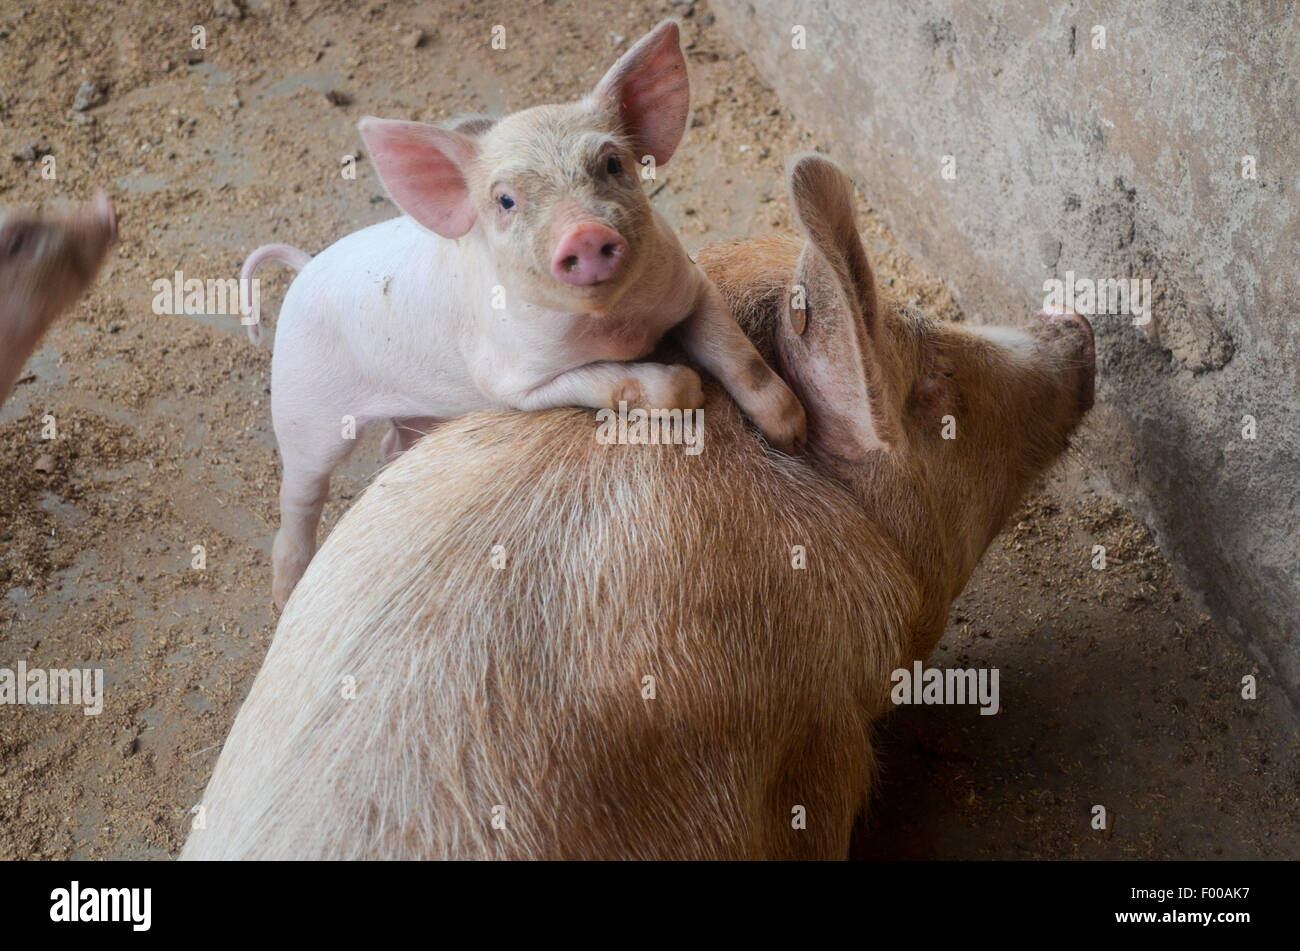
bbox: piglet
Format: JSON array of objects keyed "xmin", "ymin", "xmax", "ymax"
[
  {"xmin": 0, "ymin": 191, "xmax": 117, "ymax": 409},
  {"xmin": 243, "ymin": 19, "xmax": 806, "ymax": 609}
]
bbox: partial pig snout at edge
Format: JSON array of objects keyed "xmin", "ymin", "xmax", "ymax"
[
  {"xmin": 551, "ymin": 223, "xmax": 628, "ymax": 286},
  {"xmin": 82, "ymin": 190, "xmax": 118, "ymax": 245},
  {"xmin": 65, "ymin": 191, "xmax": 118, "ymax": 276},
  {"xmin": 1040, "ymin": 308, "xmax": 1095, "ymax": 411}
]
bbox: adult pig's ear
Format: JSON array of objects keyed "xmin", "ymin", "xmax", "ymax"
[
  {"xmin": 777, "ymin": 153, "xmax": 904, "ymax": 464},
  {"xmin": 591, "ymin": 19, "xmax": 689, "ymax": 167},
  {"xmin": 359, "ymin": 117, "xmax": 479, "ymax": 239}
]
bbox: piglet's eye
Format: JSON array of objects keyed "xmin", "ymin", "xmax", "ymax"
[
  {"xmin": 606, "ymin": 156, "xmax": 623, "ymax": 176},
  {"xmin": 498, "ymin": 194, "xmax": 515, "ymax": 210}
]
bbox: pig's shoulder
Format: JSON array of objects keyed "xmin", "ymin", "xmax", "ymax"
[
  {"xmin": 329, "ymin": 216, "xmax": 439, "ymax": 253},
  {"xmin": 312, "ymin": 216, "xmax": 447, "ymax": 276}
]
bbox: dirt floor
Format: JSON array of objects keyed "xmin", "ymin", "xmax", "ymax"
[{"xmin": 0, "ymin": 0, "xmax": 1296, "ymax": 860}]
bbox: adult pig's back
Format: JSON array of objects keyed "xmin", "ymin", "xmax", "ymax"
[{"xmin": 181, "ymin": 393, "xmax": 916, "ymax": 860}]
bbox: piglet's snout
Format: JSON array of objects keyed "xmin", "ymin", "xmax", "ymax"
[
  {"xmin": 1039, "ymin": 308, "xmax": 1095, "ymax": 412},
  {"xmin": 63, "ymin": 191, "xmax": 118, "ymax": 277},
  {"xmin": 551, "ymin": 223, "xmax": 627, "ymax": 286},
  {"xmin": 80, "ymin": 190, "xmax": 118, "ymax": 246}
]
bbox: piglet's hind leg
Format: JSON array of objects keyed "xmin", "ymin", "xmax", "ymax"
[{"xmin": 271, "ymin": 424, "xmax": 360, "ymax": 610}]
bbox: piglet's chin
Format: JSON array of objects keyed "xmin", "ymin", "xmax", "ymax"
[{"xmin": 531, "ymin": 275, "xmax": 629, "ymax": 315}]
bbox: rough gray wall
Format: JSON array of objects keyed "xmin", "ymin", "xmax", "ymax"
[{"xmin": 714, "ymin": 0, "xmax": 1299, "ymax": 695}]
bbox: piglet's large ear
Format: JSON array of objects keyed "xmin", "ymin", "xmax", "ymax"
[
  {"xmin": 777, "ymin": 153, "xmax": 904, "ymax": 464},
  {"xmin": 591, "ymin": 19, "xmax": 689, "ymax": 166},
  {"xmin": 359, "ymin": 117, "xmax": 479, "ymax": 239}
]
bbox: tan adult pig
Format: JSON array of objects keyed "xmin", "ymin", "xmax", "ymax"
[
  {"xmin": 244, "ymin": 19, "xmax": 805, "ymax": 610},
  {"xmin": 182, "ymin": 154, "xmax": 1094, "ymax": 860}
]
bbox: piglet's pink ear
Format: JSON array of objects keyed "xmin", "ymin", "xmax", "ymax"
[
  {"xmin": 591, "ymin": 19, "xmax": 689, "ymax": 167},
  {"xmin": 358, "ymin": 117, "xmax": 479, "ymax": 239}
]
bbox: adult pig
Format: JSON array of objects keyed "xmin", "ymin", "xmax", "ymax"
[{"xmin": 182, "ymin": 154, "xmax": 1094, "ymax": 860}]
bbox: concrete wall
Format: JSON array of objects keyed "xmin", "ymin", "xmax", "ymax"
[{"xmin": 715, "ymin": 0, "xmax": 1300, "ymax": 695}]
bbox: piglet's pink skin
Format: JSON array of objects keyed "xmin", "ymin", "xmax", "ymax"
[
  {"xmin": 248, "ymin": 20, "xmax": 805, "ymax": 610},
  {"xmin": 0, "ymin": 192, "xmax": 116, "ymax": 409}
]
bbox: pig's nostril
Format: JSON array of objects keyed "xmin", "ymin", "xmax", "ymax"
[
  {"xmin": 563, "ymin": 255, "xmax": 579, "ymax": 272},
  {"xmin": 600, "ymin": 243, "xmax": 620, "ymax": 259}
]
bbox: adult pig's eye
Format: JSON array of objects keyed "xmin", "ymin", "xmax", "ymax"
[
  {"xmin": 605, "ymin": 156, "xmax": 623, "ymax": 176},
  {"xmin": 498, "ymin": 194, "xmax": 515, "ymax": 210},
  {"xmin": 6, "ymin": 230, "xmax": 24, "ymax": 257}
]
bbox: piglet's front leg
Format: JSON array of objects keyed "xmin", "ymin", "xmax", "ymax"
[
  {"xmin": 676, "ymin": 275, "xmax": 807, "ymax": 453},
  {"xmin": 508, "ymin": 359, "xmax": 703, "ymax": 415}
]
